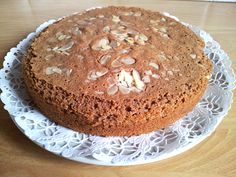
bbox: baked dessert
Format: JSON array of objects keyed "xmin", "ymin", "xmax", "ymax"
[{"xmin": 22, "ymin": 6, "xmax": 212, "ymax": 136}]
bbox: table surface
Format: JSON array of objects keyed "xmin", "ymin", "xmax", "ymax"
[{"xmin": 0, "ymin": 1, "xmax": 236, "ymax": 177}]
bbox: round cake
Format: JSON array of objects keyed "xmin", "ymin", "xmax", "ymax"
[{"xmin": 23, "ymin": 6, "xmax": 212, "ymax": 136}]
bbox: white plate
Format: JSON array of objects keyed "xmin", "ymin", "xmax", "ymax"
[{"xmin": 0, "ymin": 12, "xmax": 235, "ymax": 166}]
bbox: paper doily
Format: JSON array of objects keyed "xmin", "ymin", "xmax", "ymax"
[{"xmin": 0, "ymin": 12, "xmax": 235, "ymax": 166}]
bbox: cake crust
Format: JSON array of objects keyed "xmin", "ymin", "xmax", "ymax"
[{"xmin": 23, "ymin": 6, "xmax": 212, "ymax": 136}]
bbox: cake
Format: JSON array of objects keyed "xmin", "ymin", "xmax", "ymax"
[{"xmin": 22, "ymin": 6, "xmax": 212, "ymax": 136}]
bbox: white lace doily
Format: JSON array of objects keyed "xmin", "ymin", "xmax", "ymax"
[{"xmin": 0, "ymin": 12, "xmax": 235, "ymax": 166}]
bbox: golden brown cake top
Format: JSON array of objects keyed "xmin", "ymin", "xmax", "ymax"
[{"xmin": 29, "ymin": 6, "xmax": 212, "ymax": 101}]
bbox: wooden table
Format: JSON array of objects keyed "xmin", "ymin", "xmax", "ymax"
[{"xmin": 0, "ymin": 1, "xmax": 236, "ymax": 176}]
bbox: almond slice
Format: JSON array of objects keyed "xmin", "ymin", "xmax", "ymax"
[
  {"xmin": 107, "ymin": 77, "xmax": 116, "ymax": 85},
  {"xmin": 132, "ymin": 69, "xmax": 145, "ymax": 90},
  {"xmin": 119, "ymin": 85, "xmax": 130, "ymax": 94},
  {"xmin": 103, "ymin": 26, "xmax": 110, "ymax": 32},
  {"xmin": 152, "ymin": 74, "xmax": 160, "ymax": 79},
  {"xmin": 107, "ymin": 85, "xmax": 118, "ymax": 95},
  {"xmin": 98, "ymin": 15, "xmax": 104, "ymax": 18},
  {"xmin": 60, "ymin": 41, "xmax": 74, "ymax": 51},
  {"xmin": 124, "ymin": 71, "xmax": 133, "ymax": 87},
  {"xmin": 118, "ymin": 69, "xmax": 126, "ymax": 82},
  {"xmin": 142, "ymin": 75, "xmax": 150, "ymax": 83},
  {"xmin": 45, "ymin": 66, "xmax": 62, "ymax": 75},
  {"xmin": 45, "ymin": 54, "xmax": 54, "ymax": 60},
  {"xmin": 135, "ymin": 34, "xmax": 148, "ymax": 45},
  {"xmin": 92, "ymin": 38, "xmax": 111, "ymax": 51},
  {"xmin": 58, "ymin": 34, "xmax": 67, "ymax": 41},
  {"xmin": 167, "ymin": 70, "xmax": 174, "ymax": 76},
  {"xmin": 158, "ymin": 52, "xmax": 167, "ymax": 61},
  {"xmin": 190, "ymin": 53, "xmax": 197, "ymax": 59},
  {"xmin": 121, "ymin": 11, "xmax": 134, "ymax": 16},
  {"xmin": 149, "ymin": 62, "xmax": 159, "ymax": 70},
  {"xmin": 99, "ymin": 55, "xmax": 112, "ymax": 65},
  {"xmin": 120, "ymin": 49, "xmax": 130, "ymax": 54},
  {"xmin": 87, "ymin": 70, "xmax": 97, "ymax": 80},
  {"xmin": 120, "ymin": 57, "xmax": 136, "ymax": 65},
  {"xmin": 161, "ymin": 17, "xmax": 166, "ymax": 22},
  {"xmin": 96, "ymin": 68, "xmax": 108, "ymax": 77},
  {"xmin": 111, "ymin": 58, "xmax": 122, "ymax": 68},
  {"xmin": 95, "ymin": 91, "xmax": 104, "ymax": 95},
  {"xmin": 112, "ymin": 15, "xmax": 120, "ymax": 23},
  {"xmin": 145, "ymin": 70, "xmax": 153, "ymax": 75},
  {"xmin": 160, "ymin": 27, "xmax": 167, "ymax": 33},
  {"xmin": 133, "ymin": 12, "xmax": 142, "ymax": 17}
]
